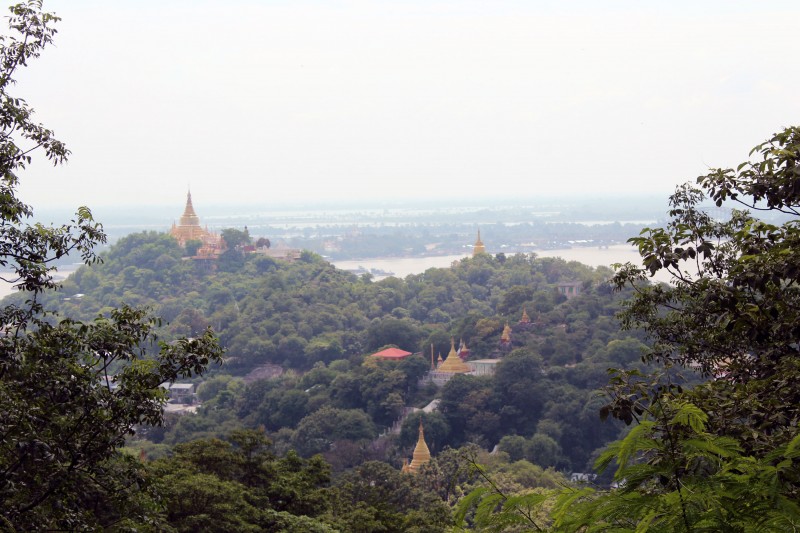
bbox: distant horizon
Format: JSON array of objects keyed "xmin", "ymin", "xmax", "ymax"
[
  {"xmin": 14, "ymin": 1, "xmax": 800, "ymax": 211},
  {"xmin": 30, "ymin": 190, "xmax": 672, "ymax": 214}
]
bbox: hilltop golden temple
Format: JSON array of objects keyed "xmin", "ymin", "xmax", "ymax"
[{"xmin": 170, "ymin": 191, "xmax": 224, "ymax": 258}]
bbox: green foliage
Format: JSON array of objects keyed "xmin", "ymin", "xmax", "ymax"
[
  {"xmin": 221, "ymin": 227, "xmax": 251, "ymax": 249},
  {"xmin": 152, "ymin": 429, "xmax": 335, "ymax": 532},
  {"xmin": 555, "ymin": 127, "xmax": 800, "ymax": 530},
  {"xmin": 328, "ymin": 461, "xmax": 452, "ymax": 533},
  {"xmin": 453, "ymin": 454, "xmax": 555, "ymax": 532},
  {"xmin": 292, "ymin": 406, "xmax": 376, "ymax": 456},
  {"xmin": 0, "ymin": 4, "xmax": 224, "ymax": 528},
  {"xmin": 184, "ymin": 238, "xmax": 202, "ymax": 257},
  {"xmin": 551, "ymin": 399, "xmax": 800, "ymax": 532}
]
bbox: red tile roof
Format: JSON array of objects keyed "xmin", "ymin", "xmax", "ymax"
[{"xmin": 371, "ymin": 347, "xmax": 413, "ymax": 359}]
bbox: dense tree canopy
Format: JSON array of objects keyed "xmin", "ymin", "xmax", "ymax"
[
  {"xmin": 0, "ymin": 3, "xmax": 223, "ymax": 529},
  {"xmin": 0, "ymin": 4, "xmax": 679, "ymax": 530},
  {"xmin": 551, "ymin": 127, "xmax": 800, "ymax": 531}
]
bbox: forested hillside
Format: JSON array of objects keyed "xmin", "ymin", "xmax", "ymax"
[
  {"xmin": 11, "ymin": 233, "xmax": 648, "ymax": 472},
  {"xmin": 4, "ymin": 0, "xmax": 799, "ymax": 529},
  {"xmin": 0, "ymin": 224, "xmax": 654, "ymax": 528}
]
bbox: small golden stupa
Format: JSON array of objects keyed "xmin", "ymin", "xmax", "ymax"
[
  {"xmin": 437, "ymin": 338, "xmax": 472, "ymax": 373},
  {"xmin": 402, "ymin": 419, "xmax": 432, "ymax": 474},
  {"xmin": 500, "ymin": 322, "xmax": 512, "ymax": 344},
  {"xmin": 520, "ymin": 307, "xmax": 531, "ymax": 324},
  {"xmin": 472, "ymin": 229, "xmax": 486, "ymax": 257}
]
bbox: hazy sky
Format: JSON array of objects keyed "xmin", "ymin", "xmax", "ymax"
[{"xmin": 13, "ymin": 0, "xmax": 800, "ymax": 210}]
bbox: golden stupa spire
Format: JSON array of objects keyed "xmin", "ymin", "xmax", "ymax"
[
  {"xmin": 406, "ymin": 418, "xmax": 431, "ymax": 473},
  {"xmin": 472, "ymin": 229, "xmax": 486, "ymax": 257},
  {"xmin": 520, "ymin": 307, "xmax": 531, "ymax": 324},
  {"xmin": 179, "ymin": 190, "xmax": 200, "ymax": 227},
  {"xmin": 438, "ymin": 337, "xmax": 471, "ymax": 373}
]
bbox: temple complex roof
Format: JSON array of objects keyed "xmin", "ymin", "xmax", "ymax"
[{"xmin": 371, "ymin": 347, "xmax": 413, "ymax": 359}]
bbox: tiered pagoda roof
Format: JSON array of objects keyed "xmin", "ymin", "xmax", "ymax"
[
  {"xmin": 402, "ymin": 419, "xmax": 432, "ymax": 474},
  {"xmin": 437, "ymin": 338, "xmax": 471, "ymax": 373}
]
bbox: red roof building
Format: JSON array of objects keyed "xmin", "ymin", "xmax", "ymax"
[{"xmin": 371, "ymin": 348, "xmax": 413, "ymax": 360}]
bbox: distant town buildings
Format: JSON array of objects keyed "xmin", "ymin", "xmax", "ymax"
[
  {"xmin": 557, "ymin": 281, "xmax": 583, "ymax": 300},
  {"xmin": 467, "ymin": 358, "xmax": 501, "ymax": 376}
]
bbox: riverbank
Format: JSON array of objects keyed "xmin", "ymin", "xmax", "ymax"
[
  {"xmin": 331, "ymin": 244, "xmax": 646, "ymax": 280},
  {"xmin": 0, "ymin": 244, "xmax": 659, "ymax": 301}
]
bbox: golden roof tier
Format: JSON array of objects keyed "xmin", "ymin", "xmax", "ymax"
[
  {"xmin": 437, "ymin": 338, "xmax": 471, "ymax": 373},
  {"xmin": 472, "ymin": 229, "xmax": 486, "ymax": 257},
  {"xmin": 406, "ymin": 419, "xmax": 432, "ymax": 474}
]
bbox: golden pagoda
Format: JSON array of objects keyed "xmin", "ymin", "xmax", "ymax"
[
  {"xmin": 500, "ymin": 322, "xmax": 512, "ymax": 344},
  {"xmin": 170, "ymin": 191, "xmax": 223, "ymax": 257},
  {"xmin": 170, "ymin": 191, "xmax": 205, "ymax": 245},
  {"xmin": 520, "ymin": 307, "xmax": 531, "ymax": 324},
  {"xmin": 405, "ymin": 419, "xmax": 432, "ymax": 474},
  {"xmin": 472, "ymin": 229, "xmax": 486, "ymax": 257},
  {"xmin": 437, "ymin": 338, "xmax": 472, "ymax": 373}
]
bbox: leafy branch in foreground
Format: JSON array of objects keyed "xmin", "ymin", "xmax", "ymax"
[
  {"xmin": 555, "ymin": 126, "xmax": 800, "ymax": 531},
  {"xmin": 456, "ymin": 127, "xmax": 800, "ymax": 531},
  {"xmin": 0, "ymin": 2, "xmax": 225, "ymax": 529},
  {"xmin": 454, "ymin": 451, "xmax": 553, "ymax": 532}
]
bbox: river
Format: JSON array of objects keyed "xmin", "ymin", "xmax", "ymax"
[
  {"xmin": 0, "ymin": 244, "xmax": 661, "ymax": 301},
  {"xmin": 331, "ymin": 244, "xmax": 650, "ymax": 280}
]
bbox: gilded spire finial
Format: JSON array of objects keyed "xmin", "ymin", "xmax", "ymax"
[{"xmin": 179, "ymin": 189, "xmax": 200, "ymax": 225}]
